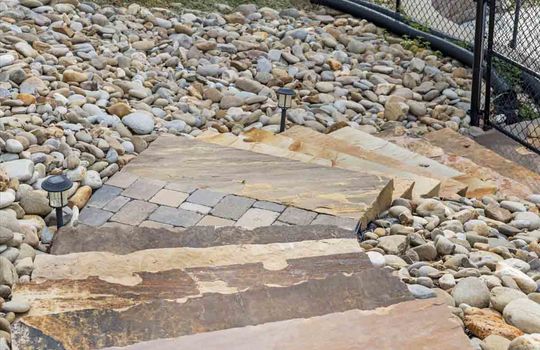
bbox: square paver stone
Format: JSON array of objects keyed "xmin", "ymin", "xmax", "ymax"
[
  {"xmin": 122, "ymin": 178, "xmax": 166, "ymax": 201},
  {"xmin": 86, "ymin": 185, "xmax": 123, "ymax": 209},
  {"xmin": 311, "ymin": 214, "xmax": 358, "ymax": 230},
  {"xmin": 278, "ymin": 207, "xmax": 318, "ymax": 225},
  {"xmin": 180, "ymin": 202, "xmax": 212, "ymax": 214},
  {"xmin": 106, "ymin": 172, "xmax": 139, "ymax": 189},
  {"xmin": 186, "ymin": 189, "xmax": 226, "ymax": 207},
  {"xmin": 79, "ymin": 207, "xmax": 113, "ymax": 227},
  {"xmin": 197, "ymin": 215, "xmax": 236, "ymax": 227},
  {"xmin": 150, "ymin": 189, "xmax": 189, "ymax": 207},
  {"xmin": 139, "ymin": 220, "xmax": 174, "ymax": 230},
  {"xmin": 253, "ymin": 200, "xmax": 286, "ymax": 213},
  {"xmin": 210, "ymin": 195, "xmax": 255, "ymax": 220},
  {"xmin": 149, "ymin": 206, "xmax": 203, "ymax": 227},
  {"xmin": 235, "ymin": 208, "xmax": 279, "ymax": 229},
  {"xmin": 164, "ymin": 182, "xmax": 197, "ymax": 194},
  {"xmin": 103, "ymin": 196, "xmax": 131, "ymax": 212},
  {"xmin": 110, "ymin": 200, "xmax": 158, "ymax": 226}
]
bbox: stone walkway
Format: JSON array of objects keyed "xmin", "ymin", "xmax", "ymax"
[{"xmin": 79, "ymin": 172, "xmax": 357, "ymax": 231}]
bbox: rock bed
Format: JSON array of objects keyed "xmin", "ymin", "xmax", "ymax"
[
  {"xmin": 0, "ymin": 0, "xmax": 536, "ymax": 348},
  {"xmin": 363, "ymin": 194, "xmax": 540, "ymax": 349}
]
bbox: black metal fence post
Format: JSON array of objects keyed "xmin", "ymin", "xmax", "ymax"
[
  {"xmin": 510, "ymin": 0, "xmax": 521, "ymax": 49},
  {"xmin": 483, "ymin": 0, "xmax": 497, "ymax": 129},
  {"xmin": 470, "ymin": 0, "xmax": 488, "ymax": 127},
  {"xmin": 395, "ymin": 0, "xmax": 401, "ymax": 14}
]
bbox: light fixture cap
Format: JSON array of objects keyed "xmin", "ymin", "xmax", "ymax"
[
  {"xmin": 42, "ymin": 175, "xmax": 73, "ymax": 193},
  {"xmin": 276, "ymin": 87, "xmax": 295, "ymax": 96}
]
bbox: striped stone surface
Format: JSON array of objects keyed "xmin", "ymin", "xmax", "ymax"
[{"xmin": 12, "ymin": 225, "xmax": 472, "ymax": 350}]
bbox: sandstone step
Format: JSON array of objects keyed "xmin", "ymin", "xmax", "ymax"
[
  {"xmin": 390, "ymin": 128, "xmax": 539, "ymax": 198},
  {"xmin": 328, "ymin": 127, "xmax": 462, "ymax": 178},
  {"xmin": 327, "ymin": 127, "xmax": 479, "ymax": 197},
  {"xmin": 51, "ymin": 224, "xmax": 356, "ymax": 255},
  {"xmin": 273, "ymin": 126, "xmax": 445, "ymax": 197},
  {"xmin": 428, "ymin": 128, "xmax": 540, "ymax": 195},
  {"xmin": 197, "ymin": 129, "xmax": 415, "ymax": 199},
  {"xmin": 474, "ymin": 129, "xmax": 540, "ymax": 175},
  {"xmin": 98, "ymin": 299, "xmax": 471, "ymax": 350},
  {"xmin": 117, "ymin": 134, "xmax": 394, "ymax": 229}
]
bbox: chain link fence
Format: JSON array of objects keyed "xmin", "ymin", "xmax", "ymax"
[{"xmin": 344, "ymin": 0, "xmax": 540, "ymax": 153}]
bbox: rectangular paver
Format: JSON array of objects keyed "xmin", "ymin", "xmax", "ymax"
[
  {"xmin": 180, "ymin": 202, "xmax": 212, "ymax": 214},
  {"xmin": 311, "ymin": 214, "xmax": 358, "ymax": 230},
  {"xmin": 186, "ymin": 189, "xmax": 226, "ymax": 207},
  {"xmin": 110, "ymin": 200, "xmax": 158, "ymax": 226},
  {"xmin": 278, "ymin": 207, "xmax": 318, "ymax": 225},
  {"xmin": 78, "ymin": 207, "xmax": 113, "ymax": 227},
  {"xmin": 150, "ymin": 189, "xmax": 189, "ymax": 207},
  {"xmin": 165, "ymin": 183, "xmax": 197, "ymax": 194},
  {"xmin": 139, "ymin": 220, "xmax": 174, "ymax": 230},
  {"xmin": 106, "ymin": 172, "xmax": 139, "ymax": 189},
  {"xmin": 86, "ymin": 185, "xmax": 123, "ymax": 209},
  {"xmin": 103, "ymin": 196, "xmax": 131, "ymax": 212},
  {"xmin": 210, "ymin": 195, "xmax": 255, "ymax": 220},
  {"xmin": 235, "ymin": 208, "xmax": 279, "ymax": 229},
  {"xmin": 196, "ymin": 215, "xmax": 236, "ymax": 227},
  {"xmin": 122, "ymin": 178, "xmax": 166, "ymax": 201},
  {"xmin": 253, "ymin": 200, "xmax": 286, "ymax": 213},
  {"xmin": 149, "ymin": 206, "xmax": 203, "ymax": 227}
]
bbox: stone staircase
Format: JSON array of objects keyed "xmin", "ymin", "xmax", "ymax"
[
  {"xmin": 12, "ymin": 224, "xmax": 471, "ymax": 350},
  {"xmin": 197, "ymin": 126, "xmax": 493, "ymax": 200},
  {"xmin": 9, "ymin": 131, "xmax": 482, "ymax": 349}
]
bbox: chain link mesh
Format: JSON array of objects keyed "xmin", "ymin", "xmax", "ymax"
[{"xmin": 349, "ymin": 0, "xmax": 540, "ymax": 153}]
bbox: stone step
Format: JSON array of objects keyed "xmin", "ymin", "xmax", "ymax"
[
  {"xmin": 13, "ymin": 221, "xmax": 419, "ymax": 349},
  {"xmin": 50, "ymin": 224, "xmax": 356, "ymax": 255},
  {"xmin": 327, "ymin": 127, "xmax": 480, "ymax": 197},
  {"xmin": 474, "ymin": 129, "xmax": 540, "ymax": 175},
  {"xmin": 389, "ymin": 128, "xmax": 539, "ymax": 198},
  {"xmin": 12, "ymin": 223, "xmax": 470, "ymax": 349},
  {"xmin": 197, "ymin": 130, "xmax": 419, "ymax": 199},
  {"xmin": 110, "ymin": 134, "xmax": 394, "ymax": 229},
  {"xmin": 273, "ymin": 126, "xmax": 444, "ymax": 197},
  {"xmin": 98, "ymin": 299, "xmax": 470, "ymax": 350},
  {"xmin": 328, "ymin": 127, "xmax": 462, "ymax": 178}
]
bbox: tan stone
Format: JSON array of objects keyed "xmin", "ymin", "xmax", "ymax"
[
  {"xmin": 107, "ymin": 102, "xmax": 132, "ymax": 117},
  {"xmin": 327, "ymin": 58, "xmax": 342, "ymax": 70},
  {"xmin": 62, "ymin": 69, "xmax": 88, "ymax": 83},
  {"xmin": 0, "ymin": 170, "xmax": 8, "ymax": 192},
  {"xmin": 68, "ymin": 186, "xmax": 92, "ymax": 209},
  {"xmin": 464, "ymin": 308, "xmax": 524, "ymax": 340},
  {"xmin": 17, "ymin": 93, "xmax": 36, "ymax": 106}
]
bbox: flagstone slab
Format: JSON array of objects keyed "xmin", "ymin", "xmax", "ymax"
[
  {"xmin": 198, "ymin": 129, "xmax": 417, "ymax": 199},
  {"xmin": 100, "ymin": 299, "xmax": 471, "ymax": 350},
  {"xmin": 50, "ymin": 225, "xmax": 358, "ymax": 255},
  {"xmin": 329, "ymin": 127, "xmax": 462, "ymax": 178},
  {"xmin": 12, "ymin": 258, "xmax": 410, "ymax": 349},
  {"xmin": 425, "ymin": 128, "xmax": 540, "ymax": 194},
  {"xmin": 118, "ymin": 134, "xmax": 394, "ymax": 227}
]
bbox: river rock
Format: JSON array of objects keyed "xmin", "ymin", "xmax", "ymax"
[
  {"xmin": 122, "ymin": 112, "xmax": 155, "ymax": 134},
  {"xmin": 19, "ymin": 190, "xmax": 52, "ymax": 216},
  {"xmin": 490, "ymin": 287, "xmax": 528, "ymax": 313},
  {"xmin": 503, "ymin": 299, "xmax": 540, "ymax": 334},
  {"xmin": 452, "ymin": 277, "xmax": 490, "ymax": 308},
  {"xmin": 509, "ymin": 334, "xmax": 540, "ymax": 350},
  {"xmin": 0, "ymin": 160, "xmax": 34, "ymax": 182}
]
